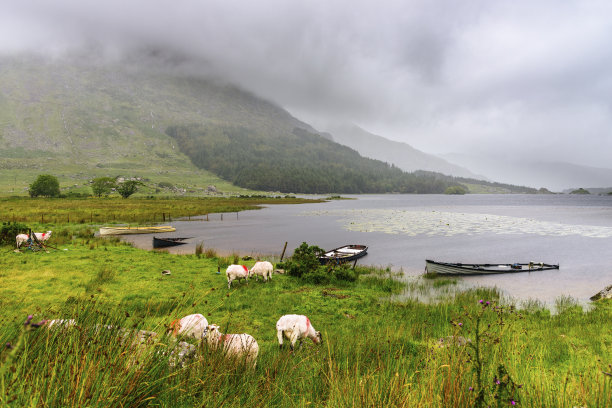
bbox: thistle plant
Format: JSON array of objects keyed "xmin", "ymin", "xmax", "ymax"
[{"xmin": 451, "ymin": 299, "xmax": 522, "ymax": 407}]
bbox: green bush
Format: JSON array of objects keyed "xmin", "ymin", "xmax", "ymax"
[
  {"xmin": 285, "ymin": 242, "xmax": 323, "ymax": 278},
  {"xmin": 0, "ymin": 222, "xmax": 29, "ymax": 245},
  {"xmin": 332, "ymin": 265, "xmax": 358, "ymax": 282}
]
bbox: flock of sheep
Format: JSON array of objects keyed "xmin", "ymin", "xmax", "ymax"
[
  {"xmin": 167, "ymin": 312, "xmax": 322, "ymax": 368},
  {"xmin": 17, "ymin": 234, "xmax": 322, "ymax": 368},
  {"xmin": 38, "ymin": 313, "xmax": 321, "ymax": 369}
]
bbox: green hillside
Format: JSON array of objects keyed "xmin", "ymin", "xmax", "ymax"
[
  {"xmin": 0, "ymin": 56, "xmax": 538, "ymax": 195},
  {"xmin": 0, "ymin": 56, "xmax": 312, "ymax": 195}
]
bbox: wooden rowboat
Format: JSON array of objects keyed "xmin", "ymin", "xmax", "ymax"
[
  {"xmin": 153, "ymin": 237, "xmax": 190, "ymax": 248},
  {"xmin": 425, "ymin": 259, "xmax": 559, "ymax": 276},
  {"xmin": 99, "ymin": 226, "xmax": 176, "ymax": 236},
  {"xmin": 319, "ymin": 244, "xmax": 368, "ymax": 265}
]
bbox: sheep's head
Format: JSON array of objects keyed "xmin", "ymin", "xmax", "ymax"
[{"xmin": 313, "ymin": 331, "xmax": 323, "ymax": 344}]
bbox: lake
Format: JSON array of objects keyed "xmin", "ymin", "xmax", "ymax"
[{"xmin": 124, "ymin": 194, "xmax": 612, "ymax": 303}]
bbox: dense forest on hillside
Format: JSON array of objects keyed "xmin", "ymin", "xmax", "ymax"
[{"xmin": 166, "ymin": 125, "xmax": 462, "ymax": 194}]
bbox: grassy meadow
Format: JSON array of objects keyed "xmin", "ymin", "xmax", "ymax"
[
  {"xmin": 0, "ymin": 196, "xmax": 321, "ymax": 225},
  {"xmin": 0, "ymin": 212, "xmax": 610, "ymax": 406}
]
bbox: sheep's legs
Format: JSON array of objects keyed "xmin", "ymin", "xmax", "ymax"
[{"xmin": 277, "ymin": 330, "xmax": 284, "ymax": 348}]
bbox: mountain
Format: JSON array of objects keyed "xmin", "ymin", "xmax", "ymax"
[
  {"xmin": 441, "ymin": 153, "xmax": 612, "ymax": 192},
  {"xmin": 0, "ymin": 55, "xmax": 465, "ymax": 194},
  {"xmin": 325, "ymin": 123, "xmax": 483, "ymax": 179}
]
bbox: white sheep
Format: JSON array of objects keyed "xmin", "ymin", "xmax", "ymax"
[
  {"xmin": 205, "ymin": 324, "xmax": 259, "ymax": 368},
  {"xmin": 15, "ymin": 234, "xmax": 28, "ymax": 249},
  {"xmin": 167, "ymin": 313, "xmax": 209, "ymax": 340},
  {"xmin": 249, "ymin": 261, "xmax": 274, "ymax": 282},
  {"xmin": 15, "ymin": 231, "xmax": 52, "ymax": 248},
  {"xmin": 276, "ymin": 314, "xmax": 322, "ymax": 350},
  {"xmin": 226, "ymin": 264, "xmax": 249, "ymax": 289}
]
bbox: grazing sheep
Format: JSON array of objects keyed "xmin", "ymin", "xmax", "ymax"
[
  {"xmin": 15, "ymin": 231, "xmax": 52, "ymax": 249},
  {"xmin": 276, "ymin": 314, "xmax": 322, "ymax": 350},
  {"xmin": 15, "ymin": 234, "xmax": 28, "ymax": 249},
  {"xmin": 205, "ymin": 324, "xmax": 259, "ymax": 368},
  {"xmin": 249, "ymin": 261, "xmax": 274, "ymax": 282},
  {"xmin": 167, "ymin": 313, "xmax": 209, "ymax": 340},
  {"xmin": 226, "ymin": 264, "xmax": 250, "ymax": 289}
]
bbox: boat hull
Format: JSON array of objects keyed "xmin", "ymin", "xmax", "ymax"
[
  {"xmin": 153, "ymin": 237, "xmax": 189, "ymax": 248},
  {"xmin": 425, "ymin": 259, "xmax": 559, "ymax": 276},
  {"xmin": 318, "ymin": 244, "xmax": 368, "ymax": 265},
  {"xmin": 99, "ymin": 226, "xmax": 176, "ymax": 236}
]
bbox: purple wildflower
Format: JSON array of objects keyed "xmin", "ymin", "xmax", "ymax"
[
  {"xmin": 486, "ymin": 301, "xmax": 491, "ymax": 305},
  {"xmin": 5, "ymin": 342, "xmax": 12, "ymax": 350},
  {"xmin": 24, "ymin": 315, "xmax": 33, "ymax": 326},
  {"xmin": 511, "ymin": 400, "xmax": 516, "ymax": 405},
  {"xmin": 458, "ymin": 322, "xmax": 463, "ymax": 326},
  {"xmin": 469, "ymin": 387, "xmax": 473, "ymax": 391},
  {"xmin": 479, "ymin": 299, "xmax": 484, "ymax": 304}
]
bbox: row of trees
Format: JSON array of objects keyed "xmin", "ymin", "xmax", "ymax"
[
  {"xmin": 28, "ymin": 174, "xmax": 140, "ymax": 198},
  {"xmin": 166, "ymin": 124, "xmax": 464, "ymax": 194}
]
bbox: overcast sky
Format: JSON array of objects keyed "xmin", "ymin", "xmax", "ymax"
[{"xmin": 2, "ymin": 0, "xmax": 612, "ymax": 169}]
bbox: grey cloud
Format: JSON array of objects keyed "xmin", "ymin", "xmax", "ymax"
[{"xmin": 2, "ymin": 0, "xmax": 612, "ymax": 172}]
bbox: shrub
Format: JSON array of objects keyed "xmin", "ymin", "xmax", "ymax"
[
  {"xmin": 332, "ymin": 265, "xmax": 358, "ymax": 282},
  {"xmin": 0, "ymin": 222, "xmax": 29, "ymax": 245},
  {"xmin": 29, "ymin": 174, "xmax": 60, "ymax": 197},
  {"xmin": 285, "ymin": 242, "xmax": 323, "ymax": 278}
]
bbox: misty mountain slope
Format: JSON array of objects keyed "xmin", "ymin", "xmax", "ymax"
[
  {"xmin": 326, "ymin": 124, "xmax": 482, "ymax": 179},
  {"xmin": 0, "ymin": 56, "xmax": 318, "ymax": 192},
  {"xmin": 442, "ymin": 153, "xmax": 612, "ymax": 191}
]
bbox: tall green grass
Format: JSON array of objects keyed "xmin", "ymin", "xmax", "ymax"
[{"xmin": 0, "ymin": 237, "xmax": 610, "ymax": 406}]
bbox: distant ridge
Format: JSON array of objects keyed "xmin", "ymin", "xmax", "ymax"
[{"xmin": 325, "ymin": 123, "xmax": 482, "ymax": 179}]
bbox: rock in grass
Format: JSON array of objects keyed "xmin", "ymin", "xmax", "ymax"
[
  {"xmin": 590, "ymin": 284, "xmax": 612, "ymax": 301},
  {"xmin": 162, "ymin": 270, "xmax": 172, "ymax": 276}
]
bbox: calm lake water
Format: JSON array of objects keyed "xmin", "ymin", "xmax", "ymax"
[{"xmin": 124, "ymin": 194, "xmax": 612, "ymax": 303}]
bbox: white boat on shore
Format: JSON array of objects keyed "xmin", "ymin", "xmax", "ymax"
[{"xmin": 99, "ymin": 226, "xmax": 176, "ymax": 236}]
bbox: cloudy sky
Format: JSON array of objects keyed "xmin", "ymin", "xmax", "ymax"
[{"xmin": 2, "ymin": 0, "xmax": 612, "ymax": 170}]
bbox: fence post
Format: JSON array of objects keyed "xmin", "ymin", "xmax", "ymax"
[{"xmin": 280, "ymin": 242, "xmax": 288, "ymax": 261}]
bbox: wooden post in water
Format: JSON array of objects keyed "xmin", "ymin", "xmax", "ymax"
[
  {"xmin": 162, "ymin": 213, "xmax": 165, "ymax": 222},
  {"xmin": 280, "ymin": 241, "xmax": 288, "ymax": 261},
  {"xmin": 221, "ymin": 214, "xmax": 223, "ymax": 221},
  {"xmin": 41, "ymin": 214, "xmax": 44, "ymax": 224},
  {"xmin": 236, "ymin": 212, "xmax": 238, "ymax": 220},
  {"xmin": 206, "ymin": 214, "xmax": 209, "ymax": 221},
  {"xmin": 352, "ymin": 259, "xmax": 358, "ymax": 270}
]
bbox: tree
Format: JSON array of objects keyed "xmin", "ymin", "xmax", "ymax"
[
  {"xmin": 91, "ymin": 177, "xmax": 116, "ymax": 197},
  {"xmin": 117, "ymin": 180, "xmax": 140, "ymax": 199},
  {"xmin": 29, "ymin": 174, "xmax": 60, "ymax": 197}
]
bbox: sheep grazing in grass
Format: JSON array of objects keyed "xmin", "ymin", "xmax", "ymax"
[
  {"xmin": 226, "ymin": 264, "xmax": 250, "ymax": 289},
  {"xmin": 249, "ymin": 261, "xmax": 274, "ymax": 282},
  {"xmin": 167, "ymin": 313, "xmax": 209, "ymax": 340},
  {"xmin": 15, "ymin": 234, "xmax": 28, "ymax": 249},
  {"xmin": 15, "ymin": 231, "xmax": 52, "ymax": 249},
  {"xmin": 276, "ymin": 314, "xmax": 322, "ymax": 350},
  {"xmin": 205, "ymin": 324, "xmax": 259, "ymax": 368}
]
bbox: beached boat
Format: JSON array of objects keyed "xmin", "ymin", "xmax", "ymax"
[
  {"xmin": 319, "ymin": 244, "xmax": 368, "ymax": 264},
  {"xmin": 153, "ymin": 237, "xmax": 190, "ymax": 248},
  {"xmin": 425, "ymin": 259, "xmax": 559, "ymax": 275},
  {"xmin": 99, "ymin": 226, "xmax": 176, "ymax": 236}
]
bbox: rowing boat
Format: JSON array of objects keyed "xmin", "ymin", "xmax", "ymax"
[
  {"xmin": 318, "ymin": 244, "xmax": 368, "ymax": 264},
  {"xmin": 425, "ymin": 259, "xmax": 559, "ymax": 275},
  {"xmin": 153, "ymin": 237, "xmax": 190, "ymax": 248},
  {"xmin": 99, "ymin": 226, "xmax": 176, "ymax": 236}
]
